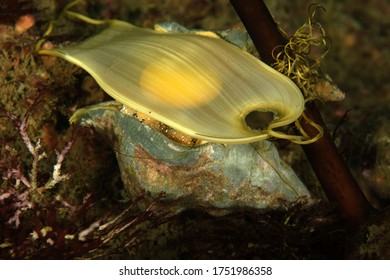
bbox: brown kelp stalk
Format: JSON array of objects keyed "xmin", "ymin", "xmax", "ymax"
[{"xmin": 230, "ymin": 0, "xmax": 372, "ymax": 222}]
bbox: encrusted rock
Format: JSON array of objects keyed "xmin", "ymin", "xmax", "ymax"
[{"xmin": 71, "ymin": 101, "xmax": 311, "ymax": 215}]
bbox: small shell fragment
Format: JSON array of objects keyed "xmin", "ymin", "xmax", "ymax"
[{"xmin": 40, "ymin": 15, "xmax": 305, "ymax": 144}]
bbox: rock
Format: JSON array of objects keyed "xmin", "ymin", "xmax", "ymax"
[{"xmin": 71, "ymin": 101, "xmax": 311, "ymax": 215}]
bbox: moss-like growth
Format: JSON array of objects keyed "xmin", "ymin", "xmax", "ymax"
[{"xmin": 272, "ymin": 5, "xmax": 343, "ymax": 102}]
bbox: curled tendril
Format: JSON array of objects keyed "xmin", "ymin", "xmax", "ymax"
[
  {"xmin": 272, "ymin": 4, "xmax": 331, "ymax": 99},
  {"xmin": 35, "ymin": 0, "xmax": 83, "ymax": 51},
  {"xmin": 270, "ymin": 4, "xmax": 330, "ymax": 144}
]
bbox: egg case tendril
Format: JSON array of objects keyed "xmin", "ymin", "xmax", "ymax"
[
  {"xmin": 272, "ymin": 5, "xmax": 332, "ymax": 100},
  {"xmin": 38, "ymin": 5, "xmax": 322, "ymax": 145}
]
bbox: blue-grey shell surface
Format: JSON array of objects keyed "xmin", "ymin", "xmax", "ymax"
[{"xmin": 71, "ymin": 101, "xmax": 311, "ymax": 214}]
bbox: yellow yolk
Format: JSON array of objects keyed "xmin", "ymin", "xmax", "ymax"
[{"xmin": 140, "ymin": 60, "xmax": 222, "ymax": 108}]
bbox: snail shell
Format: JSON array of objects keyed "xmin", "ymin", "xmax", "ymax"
[{"xmin": 40, "ymin": 14, "xmax": 304, "ymax": 144}]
